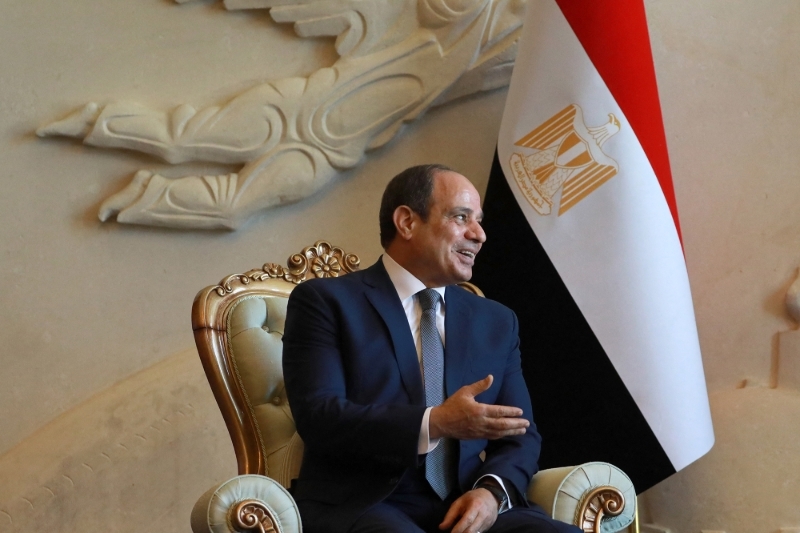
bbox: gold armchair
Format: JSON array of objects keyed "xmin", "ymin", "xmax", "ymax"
[{"xmin": 189, "ymin": 241, "xmax": 636, "ymax": 533}]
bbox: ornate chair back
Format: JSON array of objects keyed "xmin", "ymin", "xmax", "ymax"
[{"xmin": 191, "ymin": 241, "xmax": 361, "ymax": 487}]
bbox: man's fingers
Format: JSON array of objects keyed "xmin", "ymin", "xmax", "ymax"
[
  {"xmin": 439, "ymin": 498, "xmax": 463, "ymax": 530},
  {"xmin": 481, "ymin": 416, "xmax": 528, "ymax": 430},
  {"xmin": 481, "ymin": 403, "xmax": 524, "ymax": 419},
  {"xmin": 435, "ymin": 379, "xmax": 530, "ymax": 441},
  {"xmin": 471, "ymin": 407, "xmax": 530, "ymax": 439},
  {"xmin": 451, "ymin": 513, "xmax": 478, "ymax": 533},
  {"xmin": 441, "ymin": 501, "xmax": 476, "ymax": 533},
  {"xmin": 442, "ymin": 490, "xmax": 497, "ymax": 533},
  {"xmin": 486, "ymin": 427, "xmax": 528, "ymax": 439},
  {"xmin": 463, "ymin": 374, "xmax": 493, "ymax": 397},
  {"xmin": 479, "ymin": 424, "xmax": 527, "ymax": 439}
]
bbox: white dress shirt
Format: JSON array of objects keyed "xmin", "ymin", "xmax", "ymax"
[{"xmin": 381, "ymin": 254, "xmax": 512, "ymax": 511}]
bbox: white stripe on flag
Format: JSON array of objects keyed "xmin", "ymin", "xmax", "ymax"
[{"xmin": 498, "ymin": 0, "xmax": 713, "ymax": 471}]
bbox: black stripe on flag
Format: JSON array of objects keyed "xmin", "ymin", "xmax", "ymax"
[{"xmin": 471, "ymin": 152, "xmax": 675, "ymax": 493}]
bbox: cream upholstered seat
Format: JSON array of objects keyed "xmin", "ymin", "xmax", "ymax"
[{"xmin": 190, "ymin": 241, "xmax": 636, "ymax": 533}]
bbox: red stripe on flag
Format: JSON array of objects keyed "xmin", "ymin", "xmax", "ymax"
[{"xmin": 554, "ymin": 0, "xmax": 682, "ymax": 240}]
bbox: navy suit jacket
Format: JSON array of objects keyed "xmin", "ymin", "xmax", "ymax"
[{"xmin": 282, "ymin": 259, "xmax": 541, "ymax": 532}]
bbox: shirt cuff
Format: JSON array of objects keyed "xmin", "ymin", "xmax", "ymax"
[
  {"xmin": 418, "ymin": 407, "xmax": 441, "ymax": 454},
  {"xmin": 474, "ymin": 474, "xmax": 513, "ymax": 513}
]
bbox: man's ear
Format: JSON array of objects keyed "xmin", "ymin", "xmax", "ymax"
[{"xmin": 393, "ymin": 206, "xmax": 416, "ymax": 241}]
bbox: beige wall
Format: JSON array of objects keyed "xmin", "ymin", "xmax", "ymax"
[
  {"xmin": 642, "ymin": 1, "xmax": 800, "ymax": 530},
  {"xmin": 1, "ymin": 1, "xmax": 800, "ymax": 532},
  {"xmin": 649, "ymin": 0, "xmax": 800, "ymax": 390}
]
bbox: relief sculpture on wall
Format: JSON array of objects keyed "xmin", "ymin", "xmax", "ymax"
[{"xmin": 37, "ymin": 0, "xmax": 527, "ymax": 230}]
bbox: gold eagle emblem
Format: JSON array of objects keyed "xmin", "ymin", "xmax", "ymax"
[{"xmin": 509, "ymin": 104, "xmax": 621, "ymax": 216}]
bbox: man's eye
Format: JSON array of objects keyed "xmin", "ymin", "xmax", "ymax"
[{"xmin": 455, "ymin": 214, "xmax": 467, "ymax": 222}]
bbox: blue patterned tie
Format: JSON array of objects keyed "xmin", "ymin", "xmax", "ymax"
[{"xmin": 417, "ymin": 288, "xmax": 456, "ymax": 500}]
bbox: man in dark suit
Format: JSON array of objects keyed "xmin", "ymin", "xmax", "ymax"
[{"xmin": 283, "ymin": 165, "xmax": 580, "ymax": 533}]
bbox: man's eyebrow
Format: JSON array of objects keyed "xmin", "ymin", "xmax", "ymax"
[{"xmin": 449, "ymin": 206, "xmax": 484, "ymax": 221}]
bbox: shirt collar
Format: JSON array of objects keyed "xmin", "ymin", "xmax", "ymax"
[{"xmin": 382, "ymin": 254, "xmax": 446, "ymax": 303}]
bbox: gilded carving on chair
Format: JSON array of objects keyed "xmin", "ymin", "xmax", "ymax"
[
  {"xmin": 576, "ymin": 486, "xmax": 625, "ymax": 533},
  {"xmin": 232, "ymin": 499, "xmax": 280, "ymax": 533},
  {"xmin": 211, "ymin": 241, "xmax": 361, "ymax": 296}
]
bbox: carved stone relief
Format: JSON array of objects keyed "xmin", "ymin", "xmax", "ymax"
[{"xmin": 37, "ymin": 0, "xmax": 527, "ymax": 230}]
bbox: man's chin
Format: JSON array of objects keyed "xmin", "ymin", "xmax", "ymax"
[{"xmin": 452, "ymin": 266, "xmax": 473, "ymax": 283}]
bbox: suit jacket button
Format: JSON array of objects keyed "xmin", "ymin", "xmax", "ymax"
[{"xmin": 389, "ymin": 477, "xmax": 399, "ymax": 485}]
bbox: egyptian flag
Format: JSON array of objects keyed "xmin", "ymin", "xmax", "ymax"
[{"xmin": 471, "ymin": 0, "xmax": 714, "ymax": 492}]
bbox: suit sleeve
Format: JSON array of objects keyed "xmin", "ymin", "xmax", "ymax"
[
  {"xmin": 282, "ymin": 281, "xmax": 426, "ymax": 469},
  {"xmin": 475, "ymin": 308, "xmax": 541, "ymax": 505}
]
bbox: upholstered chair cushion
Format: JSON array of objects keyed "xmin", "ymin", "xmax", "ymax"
[{"xmin": 227, "ymin": 296, "xmax": 303, "ymax": 488}]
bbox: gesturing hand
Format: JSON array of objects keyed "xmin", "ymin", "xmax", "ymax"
[
  {"xmin": 439, "ymin": 488, "xmax": 499, "ymax": 533},
  {"xmin": 428, "ymin": 375, "xmax": 529, "ymax": 440}
]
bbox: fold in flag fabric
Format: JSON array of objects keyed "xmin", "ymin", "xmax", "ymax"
[{"xmin": 471, "ymin": 0, "xmax": 714, "ymax": 492}]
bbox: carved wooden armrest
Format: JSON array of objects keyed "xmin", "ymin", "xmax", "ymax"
[
  {"xmin": 575, "ymin": 485, "xmax": 627, "ymax": 533},
  {"xmin": 191, "ymin": 475, "xmax": 301, "ymax": 533},
  {"xmin": 527, "ymin": 462, "xmax": 635, "ymax": 533}
]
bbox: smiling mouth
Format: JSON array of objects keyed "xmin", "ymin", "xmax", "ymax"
[{"xmin": 456, "ymin": 249, "xmax": 477, "ymax": 261}]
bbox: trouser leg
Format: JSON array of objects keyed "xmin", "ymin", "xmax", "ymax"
[
  {"xmin": 349, "ymin": 469, "xmax": 454, "ymax": 533},
  {"xmin": 488, "ymin": 503, "xmax": 583, "ymax": 533},
  {"xmin": 348, "ymin": 501, "xmax": 427, "ymax": 533}
]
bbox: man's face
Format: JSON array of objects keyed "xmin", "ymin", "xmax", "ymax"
[{"xmin": 409, "ymin": 171, "xmax": 486, "ymax": 287}]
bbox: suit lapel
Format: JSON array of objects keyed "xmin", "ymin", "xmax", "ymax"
[
  {"xmin": 444, "ymin": 286, "xmax": 473, "ymax": 398},
  {"xmin": 363, "ymin": 261, "xmax": 425, "ymax": 405}
]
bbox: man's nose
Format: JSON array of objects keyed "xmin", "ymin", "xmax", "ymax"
[{"xmin": 467, "ymin": 220, "xmax": 486, "ymax": 243}]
